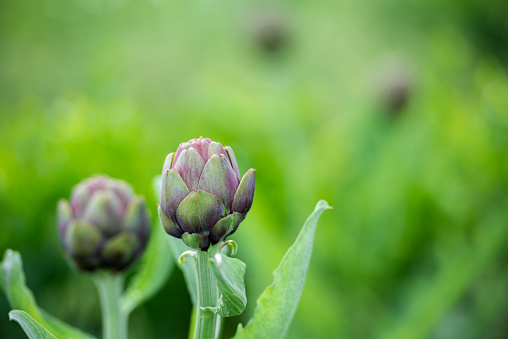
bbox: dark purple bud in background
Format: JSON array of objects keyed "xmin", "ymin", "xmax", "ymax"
[
  {"xmin": 248, "ymin": 9, "xmax": 290, "ymax": 54},
  {"xmin": 57, "ymin": 175, "xmax": 151, "ymax": 272},
  {"xmin": 372, "ymin": 56, "xmax": 415, "ymax": 116}
]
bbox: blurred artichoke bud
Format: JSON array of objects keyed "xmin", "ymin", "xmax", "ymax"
[
  {"xmin": 159, "ymin": 137, "xmax": 255, "ymax": 250},
  {"xmin": 372, "ymin": 56, "xmax": 414, "ymax": 115},
  {"xmin": 57, "ymin": 176, "xmax": 151, "ymax": 272},
  {"xmin": 250, "ymin": 10, "xmax": 289, "ymax": 54}
]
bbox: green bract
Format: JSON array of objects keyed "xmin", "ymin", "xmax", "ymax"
[
  {"xmin": 57, "ymin": 176, "xmax": 151, "ymax": 272},
  {"xmin": 159, "ymin": 137, "xmax": 256, "ymax": 250}
]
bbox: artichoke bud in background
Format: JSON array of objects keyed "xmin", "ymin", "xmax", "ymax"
[
  {"xmin": 159, "ymin": 137, "xmax": 255, "ymax": 250},
  {"xmin": 251, "ymin": 11, "xmax": 289, "ymax": 54},
  {"xmin": 372, "ymin": 56, "xmax": 414, "ymax": 116},
  {"xmin": 57, "ymin": 175, "xmax": 151, "ymax": 272}
]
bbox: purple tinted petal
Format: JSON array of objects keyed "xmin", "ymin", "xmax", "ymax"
[
  {"xmin": 224, "ymin": 146, "xmax": 241, "ymax": 183},
  {"xmin": 57, "ymin": 200, "xmax": 72, "ymax": 242},
  {"xmin": 83, "ymin": 190, "xmax": 123, "ymax": 236},
  {"xmin": 173, "ymin": 142, "xmax": 187, "ymax": 165},
  {"xmin": 232, "ymin": 169, "xmax": 256, "ymax": 214},
  {"xmin": 123, "ymin": 198, "xmax": 151, "ymax": 237},
  {"xmin": 193, "ymin": 137, "xmax": 211, "ymax": 163},
  {"xmin": 198, "ymin": 154, "xmax": 239, "ymax": 214},
  {"xmin": 70, "ymin": 176, "xmax": 117, "ymax": 217},
  {"xmin": 70, "ymin": 183, "xmax": 89, "ymax": 218},
  {"xmin": 109, "ymin": 179, "xmax": 134, "ymax": 214},
  {"xmin": 174, "ymin": 138, "xmax": 211, "ymax": 164},
  {"xmin": 173, "ymin": 148, "xmax": 206, "ymax": 191},
  {"xmin": 158, "ymin": 204, "xmax": 183, "ymax": 238},
  {"xmin": 208, "ymin": 141, "xmax": 228, "ymax": 159},
  {"xmin": 161, "ymin": 169, "xmax": 190, "ymax": 220}
]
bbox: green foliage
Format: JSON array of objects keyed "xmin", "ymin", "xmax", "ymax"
[
  {"xmin": 234, "ymin": 200, "xmax": 330, "ymax": 339},
  {"xmin": 207, "ymin": 253, "xmax": 247, "ymax": 317},
  {"xmin": 121, "ymin": 221, "xmax": 175, "ymax": 315},
  {"xmin": 9, "ymin": 310, "xmax": 57, "ymax": 339},
  {"xmin": 1, "ymin": 0, "xmax": 508, "ymax": 337},
  {"xmin": 0, "ymin": 250, "xmax": 95, "ymax": 339}
]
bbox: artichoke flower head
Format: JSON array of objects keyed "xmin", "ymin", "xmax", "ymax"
[
  {"xmin": 57, "ymin": 176, "xmax": 151, "ymax": 272},
  {"xmin": 159, "ymin": 137, "xmax": 256, "ymax": 250}
]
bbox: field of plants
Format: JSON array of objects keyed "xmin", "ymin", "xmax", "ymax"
[{"xmin": 1, "ymin": 0, "xmax": 508, "ymax": 338}]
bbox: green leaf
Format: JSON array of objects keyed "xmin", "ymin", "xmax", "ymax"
[
  {"xmin": 9, "ymin": 310, "xmax": 57, "ymax": 339},
  {"xmin": 206, "ymin": 253, "xmax": 246, "ymax": 317},
  {"xmin": 153, "ymin": 175, "xmax": 197, "ymax": 305},
  {"xmin": 233, "ymin": 200, "xmax": 331, "ymax": 339},
  {"xmin": 121, "ymin": 219, "xmax": 175, "ymax": 314},
  {"xmin": 0, "ymin": 250, "xmax": 95, "ymax": 339}
]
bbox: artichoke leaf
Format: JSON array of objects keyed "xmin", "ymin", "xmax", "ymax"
[
  {"xmin": 9, "ymin": 310, "xmax": 57, "ymax": 339},
  {"xmin": 233, "ymin": 200, "xmax": 330, "ymax": 339},
  {"xmin": 204, "ymin": 253, "xmax": 247, "ymax": 318},
  {"xmin": 0, "ymin": 250, "xmax": 96, "ymax": 339}
]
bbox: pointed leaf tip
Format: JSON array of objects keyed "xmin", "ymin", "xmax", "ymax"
[
  {"xmin": 224, "ymin": 146, "xmax": 241, "ymax": 183},
  {"xmin": 232, "ymin": 200, "xmax": 329, "ymax": 339},
  {"xmin": 9, "ymin": 310, "xmax": 57, "ymax": 339},
  {"xmin": 232, "ymin": 169, "xmax": 256, "ymax": 215},
  {"xmin": 315, "ymin": 200, "xmax": 331, "ymax": 211}
]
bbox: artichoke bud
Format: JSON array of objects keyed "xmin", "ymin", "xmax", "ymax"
[
  {"xmin": 159, "ymin": 137, "xmax": 256, "ymax": 251},
  {"xmin": 57, "ymin": 175, "xmax": 151, "ymax": 272}
]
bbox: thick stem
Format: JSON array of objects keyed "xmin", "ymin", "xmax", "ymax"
[
  {"xmin": 94, "ymin": 273, "xmax": 128, "ymax": 339},
  {"xmin": 194, "ymin": 245, "xmax": 221, "ymax": 339}
]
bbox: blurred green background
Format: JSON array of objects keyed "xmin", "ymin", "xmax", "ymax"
[{"xmin": 1, "ymin": 0, "xmax": 508, "ymax": 338}]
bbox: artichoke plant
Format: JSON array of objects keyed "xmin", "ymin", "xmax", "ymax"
[
  {"xmin": 159, "ymin": 137, "xmax": 255, "ymax": 250},
  {"xmin": 57, "ymin": 175, "xmax": 151, "ymax": 272}
]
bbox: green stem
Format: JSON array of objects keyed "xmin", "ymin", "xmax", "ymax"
[
  {"xmin": 194, "ymin": 245, "xmax": 221, "ymax": 339},
  {"xmin": 94, "ymin": 273, "xmax": 128, "ymax": 339},
  {"xmin": 187, "ymin": 307, "xmax": 197, "ymax": 339}
]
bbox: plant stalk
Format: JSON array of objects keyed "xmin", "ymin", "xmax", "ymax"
[
  {"xmin": 194, "ymin": 245, "xmax": 221, "ymax": 339},
  {"xmin": 94, "ymin": 273, "xmax": 128, "ymax": 339}
]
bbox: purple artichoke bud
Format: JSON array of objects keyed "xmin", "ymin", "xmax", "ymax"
[
  {"xmin": 159, "ymin": 137, "xmax": 256, "ymax": 250},
  {"xmin": 57, "ymin": 175, "xmax": 151, "ymax": 272}
]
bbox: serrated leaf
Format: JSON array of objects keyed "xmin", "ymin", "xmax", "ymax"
[
  {"xmin": 121, "ymin": 218, "xmax": 175, "ymax": 314},
  {"xmin": 0, "ymin": 250, "xmax": 95, "ymax": 339},
  {"xmin": 205, "ymin": 253, "xmax": 246, "ymax": 317},
  {"xmin": 153, "ymin": 175, "xmax": 197, "ymax": 305},
  {"xmin": 233, "ymin": 200, "xmax": 331, "ymax": 339},
  {"xmin": 9, "ymin": 310, "xmax": 57, "ymax": 339}
]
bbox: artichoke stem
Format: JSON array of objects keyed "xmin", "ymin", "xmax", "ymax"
[
  {"xmin": 94, "ymin": 273, "xmax": 128, "ymax": 339},
  {"xmin": 194, "ymin": 244, "xmax": 221, "ymax": 339}
]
